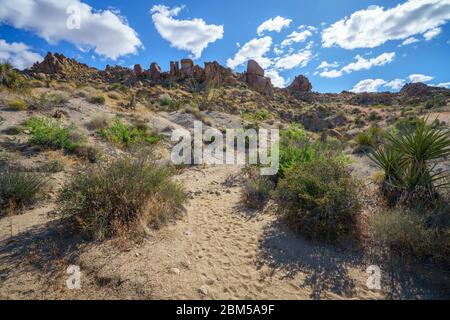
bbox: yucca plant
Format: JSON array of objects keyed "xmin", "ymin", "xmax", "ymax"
[{"xmin": 370, "ymin": 118, "xmax": 450, "ymax": 204}]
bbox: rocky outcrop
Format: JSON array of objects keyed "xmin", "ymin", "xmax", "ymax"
[
  {"xmin": 288, "ymin": 75, "xmax": 312, "ymax": 94},
  {"xmin": 400, "ymin": 82, "xmax": 432, "ymax": 97},
  {"xmin": 134, "ymin": 64, "xmax": 144, "ymax": 77},
  {"xmin": 245, "ymin": 60, "xmax": 274, "ymax": 97},
  {"xmin": 30, "ymin": 52, "xmax": 95, "ymax": 79},
  {"xmin": 149, "ymin": 63, "xmax": 162, "ymax": 81},
  {"xmin": 204, "ymin": 61, "xmax": 237, "ymax": 87},
  {"xmin": 170, "ymin": 61, "xmax": 180, "ymax": 78}
]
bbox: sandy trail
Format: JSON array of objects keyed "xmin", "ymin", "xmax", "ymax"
[{"xmin": 0, "ymin": 162, "xmax": 447, "ymax": 299}]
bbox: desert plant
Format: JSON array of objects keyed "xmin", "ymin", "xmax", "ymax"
[
  {"xmin": 276, "ymin": 154, "xmax": 361, "ymax": 240},
  {"xmin": 59, "ymin": 155, "xmax": 187, "ymax": 240},
  {"xmin": 8, "ymin": 98, "xmax": 29, "ymax": 111},
  {"xmin": 33, "ymin": 91, "xmax": 69, "ymax": 110},
  {"xmin": 370, "ymin": 118, "xmax": 450, "ymax": 203},
  {"xmin": 0, "ymin": 62, "xmax": 30, "ymax": 93},
  {"xmin": 87, "ymin": 113, "xmax": 111, "ymax": 131},
  {"xmin": 372, "ymin": 205, "xmax": 450, "ymax": 265},
  {"xmin": 0, "ymin": 170, "xmax": 47, "ymax": 214},
  {"xmin": 89, "ymin": 94, "xmax": 106, "ymax": 105},
  {"xmin": 242, "ymin": 174, "xmax": 274, "ymax": 209},
  {"xmin": 99, "ymin": 119, "xmax": 161, "ymax": 148},
  {"xmin": 26, "ymin": 117, "xmax": 82, "ymax": 152}
]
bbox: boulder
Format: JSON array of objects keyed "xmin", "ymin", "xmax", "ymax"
[
  {"xmin": 180, "ymin": 59, "xmax": 194, "ymax": 77},
  {"xmin": 149, "ymin": 62, "xmax": 162, "ymax": 81},
  {"xmin": 247, "ymin": 60, "xmax": 264, "ymax": 77},
  {"xmin": 134, "ymin": 64, "xmax": 143, "ymax": 77},
  {"xmin": 245, "ymin": 60, "xmax": 274, "ymax": 97},
  {"xmin": 170, "ymin": 61, "xmax": 180, "ymax": 77}
]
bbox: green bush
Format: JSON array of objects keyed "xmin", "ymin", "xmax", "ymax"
[
  {"xmin": 160, "ymin": 95, "xmax": 182, "ymax": 109},
  {"xmin": 372, "ymin": 205, "xmax": 450, "ymax": 265},
  {"xmin": 354, "ymin": 126, "xmax": 384, "ymax": 153},
  {"xmin": 26, "ymin": 117, "xmax": 82, "ymax": 152},
  {"xmin": 370, "ymin": 118, "xmax": 450, "ymax": 204},
  {"xmin": 0, "ymin": 170, "xmax": 47, "ymax": 214},
  {"xmin": 99, "ymin": 119, "xmax": 161, "ymax": 148},
  {"xmin": 59, "ymin": 155, "xmax": 187, "ymax": 240},
  {"xmin": 276, "ymin": 154, "xmax": 361, "ymax": 240},
  {"xmin": 0, "ymin": 62, "xmax": 30, "ymax": 93}
]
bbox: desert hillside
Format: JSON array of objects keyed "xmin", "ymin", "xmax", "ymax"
[{"xmin": 0, "ymin": 54, "xmax": 449, "ymax": 299}]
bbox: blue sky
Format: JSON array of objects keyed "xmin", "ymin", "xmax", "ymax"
[{"xmin": 0, "ymin": 0, "xmax": 449, "ymax": 93}]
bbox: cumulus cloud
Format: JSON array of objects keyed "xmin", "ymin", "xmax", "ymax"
[
  {"xmin": 257, "ymin": 16, "xmax": 292, "ymax": 35},
  {"xmin": 385, "ymin": 78, "xmax": 406, "ymax": 90},
  {"xmin": 317, "ymin": 61, "xmax": 340, "ymax": 70},
  {"xmin": 350, "ymin": 79, "xmax": 387, "ymax": 93},
  {"xmin": 226, "ymin": 36, "xmax": 272, "ymax": 69},
  {"xmin": 151, "ymin": 5, "xmax": 223, "ymax": 59},
  {"xmin": 266, "ymin": 69, "xmax": 286, "ymax": 88},
  {"xmin": 0, "ymin": 0, "xmax": 142, "ymax": 60},
  {"xmin": 322, "ymin": 0, "xmax": 450, "ymax": 49},
  {"xmin": 423, "ymin": 27, "xmax": 442, "ymax": 40},
  {"xmin": 435, "ymin": 82, "xmax": 450, "ymax": 88},
  {"xmin": 0, "ymin": 39, "xmax": 43, "ymax": 70},
  {"xmin": 319, "ymin": 52, "xmax": 395, "ymax": 78},
  {"xmin": 274, "ymin": 50, "xmax": 312, "ymax": 70},
  {"xmin": 281, "ymin": 30, "xmax": 312, "ymax": 47},
  {"xmin": 400, "ymin": 37, "xmax": 420, "ymax": 46},
  {"xmin": 409, "ymin": 73, "xmax": 434, "ymax": 82}
]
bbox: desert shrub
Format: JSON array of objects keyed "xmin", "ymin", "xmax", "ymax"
[
  {"xmin": 74, "ymin": 144, "xmax": 101, "ymax": 163},
  {"xmin": 87, "ymin": 113, "xmax": 111, "ymax": 131},
  {"xmin": 38, "ymin": 159, "xmax": 65, "ymax": 173},
  {"xmin": 59, "ymin": 155, "xmax": 187, "ymax": 240},
  {"xmin": 370, "ymin": 118, "xmax": 450, "ymax": 204},
  {"xmin": 372, "ymin": 205, "xmax": 450, "ymax": 265},
  {"xmin": 99, "ymin": 119, "xmax": 161, "ymax": 148},
  {"xmin": 0, "ymin": 62, "xmax": 30, "ymax": 93},
  {"xmin": 109, "ymin": 83, "xmax": 129, "ymax": 93},
  {"xmin": 242, "ymin": 169, "xmax": 274, "ymax": 209},
  {"xmin": 0, "ymin": 170, "xmax": 47, "ymax": 214},
  {"xmin": 33, "ymin": 91, "xmax": 69, "ymax": 110},
  {"xmin": 276, "ymin": 154, "xmax": 361, "ymax": 240},
  {"xmin": 107, "ymin": 92, "xmax": 120, "ymax": 100},
  {"xmin": 89, "ymin": 94, "xmax": 106, "ymax": 105},
  {"xmin": 279, "ymin": 125, "xmax": 348, "ymax": 178},
  {"xmin": 424, "ymin": 94, "xmax": 447, "ymax": 109},
  {"xmin": 7, "ymin": 98, "xmax": 29, "ymax": 111},
  {"xmin": 353, "ymin": 126, "xmax": 384, "ymax": 153},
  {"xmin": 26, "ymin": 117, "xmax": 82, "ymax": 152},
  {"xmin": 160, "ymin": 95, "xmax": 182, "ymax": 109},
  {"xmin": 368, "ymin": 111, "xmax": 383, "ymax": 122}
]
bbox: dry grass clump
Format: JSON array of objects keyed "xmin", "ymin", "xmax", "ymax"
[
  {"xmin": 8, "ymin": 98, "xmax": 29, "ymax": 111},
  {"xmin": 89, "ymin": 94, "xmax": 106, "ymax": 105},
  {"xmin": 59, "ymin": 155, "xmax": 187, "ymax": 240},
  {"xmin": 87, "ymin": 112, "xmax": 112, "ymax": 131},
  {"xmin": 0, "ymin": 169, "xmax": 47, "ymax": 215},
  {"xmin": 241, "ymin": 168, "xmax": 274, "ymax": 210}
]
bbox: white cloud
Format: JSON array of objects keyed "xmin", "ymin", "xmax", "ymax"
[
  {"xmin": 0, "ymin": 0, "xmax": 142, "ymax": 60},
  {"xmin": 385, "ymin": 78, "xmax": 406, "ymax": 90},
  {"xmin": 257, "ymin": 16, "xmax": 292, "ymax": 35},
  {"xmin": 0, "ymin": 39, "xmax": 43, "ymax": 70},
  {"xmin": 320, "ymin": 69, "xmax": 344, "ymax": 78},
  {"xmin": 341, "ymin": 52, "xmax": 395, "ymax": 73},
  {"xmin": 281, "ymin": 30, "xmax": 312, "ymax": 47},
  {"xmin": 423, "ymin": 27, "xmax": 442, "ymax": 40},
  {"xmin": 400, "ymin": 37, "xmax": 420, "ymax": 46},
  {"xmin": 409, "ymin": 73, "xmax": 434, "ymax": 82},
  {"xmin": 266, "ymin": 69, "xmax": 286, "ymax": 88},
  {"xmin": 274, "ymin": 50, "xmax": 312, "ymax": 70},
  {"xmin": 317, "ymin": 60, "xmax": 339, "ymax": 70},
  {"xmin": 319, "ymin": 52, "xmax": 395, "ymax": 78},
  {"xmin": 350, "ymin": 79, "xmax": 387, "ymax": 93},
  {"xmin": 435, "ymin": 82, "xmax": 450, "ymax": 88},
  {"xmin": 227, "ymin": 36, "xmax": 272, "ymax": 69},
  {"xmin": 151, "ymin": 5, "xmax": 223, "ymax": 59},
  {"xmin": 322, "ymin": 0, "xmax": 450, "ymax": 49}
]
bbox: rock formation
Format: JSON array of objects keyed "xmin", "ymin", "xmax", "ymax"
[
  {"xmin": 400, "ymin": 82, "xmax": 432, "ymax": 97},
  {"xmin": 245, "ymin": 60, "xmax": 274, "ymax": 97},
  {"xmin": 30, "ymin": 52, "xmax": 94, "ymax": 79},
  {"xmin": 288, "ymin": 75, "xmax": 312, "ymax": 94}
]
